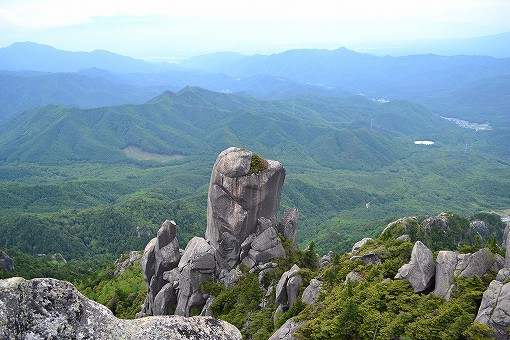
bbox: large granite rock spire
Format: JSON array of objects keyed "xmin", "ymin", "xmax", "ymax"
[
  {"xmin": 0, "ymin": 277, "xmax": 242, "ymax": 339},
  {"xmin": 206, "ymin": 147, "xmax": 286, "ymax": 268}
]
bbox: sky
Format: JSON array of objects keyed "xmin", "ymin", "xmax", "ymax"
[{"xmin": 1, "ymin": 0, "xmax": 510, "ymax": 60}]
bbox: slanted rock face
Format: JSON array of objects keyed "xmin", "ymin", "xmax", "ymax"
[
  {"xmin": 395, "ymin": 241, "xmax": 435, "ymax": 293},
  {"xmin": 276, "ymin": 264, "xmax": 301, "ymax": 308},
  {"xmin": 456, "ymin": 248, "xmax": 495, "ymax": 279},
  {"xmin": 269, "ymin": 318, "xmax": 304, "ymax": 340},
  {"xmin": 475, "ymin": 280, "xmax": 510, "ymax": 340},
  {"xmin": 351, "ymin": 238, "xmax": 373, "ymax": 254},
  {"xmin": 302, "ymin": 279, "xmax": 323, "ymax": 305},
  {"xmin": 175, "ymin": 237, "xmax": 217, "ymax": 317},
  {"xmin": 434, "ymin": 250, "xmax": 458, "ymax": 300},
  {"xmin": 0, "ymin": 277, "xmax": 241, "ymax": 340},
  {"xmin": 241, "ymin": 226, "xmax": 285, "ymax": 269},
  {"xmin": 277, "ymin": 208, "xmax": 299, "ymax": 245},
  {"xmin": 206, "ymin": 147, "xmax": 286, "ymax": 268}
]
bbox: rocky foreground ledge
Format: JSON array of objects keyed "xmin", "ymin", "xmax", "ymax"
[{"xmin": 0, "ymin": 277, "xmax": 241, "ymax": 340}]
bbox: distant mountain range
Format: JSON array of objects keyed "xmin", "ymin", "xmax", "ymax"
[
  {"xmin": 0, "ymin": 87, "xmax": 450, "ymax": 168},
  {"xmin": 1, "ymin": 41, "xmax": 508, "ymax": 162}
]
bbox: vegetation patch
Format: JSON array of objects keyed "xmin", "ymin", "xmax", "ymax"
[{"xmin": 248, "ymin": 153, "xmax": 268, "ymax": 175}]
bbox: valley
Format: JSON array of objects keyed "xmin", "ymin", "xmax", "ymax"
[{"xmin": 0, "ymin": 41, "xmax": 508, "ymax": 294}]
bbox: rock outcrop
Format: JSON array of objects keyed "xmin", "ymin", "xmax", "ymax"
[
  {"xmin": 206, "ymin": 147, "xmax": 286, "ymax": 268},
  {"xmin": 140, "ymin": 148, "xmax": 295, "ymax": 319},
  {"xmin": 345, "ymin": 271, "xmax": 364, "ymax": 285},
  {"xmin": 114, "ymin": 250, "xmax": 142, "ymax": 277},
  {"xmin": 434, "ymin": 250, "xmax": 458, "ymax": 300},
  {"xmin": 302, "ymin": 279, "xmax": 323, "ymax": 305},
  {"xmin": 395, "ymin": 241, "xmax": 435, "ymax": 293},
  {"xmin": 140, "ymin": 220, "xmax": 181, "ymax": 316},
  {"xmin": 269, "ymin": 318, "xmax": 304, "ymax": 340},
  {"xmin": 175, "ymin": 237, "xmax": 217, "ymax": 316},
  {"xmin": 0, "ymin": 251, "xmax": 14, "ymax": 272},
  {"xmin": 277, "ymin": 208, "xmax": 299, "ymax": 245},
  {"xmin": 475, "ymin": 280, "xmax": 510, "ymax": 340},
  {"xmin": 0, "ymin": 277, "xmax": 241, "ymax": 340},
  {"xmin": 241, "ymin": 225, "xmax": 285, "ymax": 269},
  {"xmin": 276, "ymin": 264, "xmax": 301, "ymax": 310},
  {"xmin": 350, "ymin": 252, "xmax": 381, "ymax": 266},
  {"xmin": 351, "ymin": 237, "xmax": 372, "ymax": 254}
]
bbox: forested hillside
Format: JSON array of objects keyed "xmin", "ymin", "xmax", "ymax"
[{"xmin": 0, "ymin": 88, "xmax": 508, "ymax": 268}]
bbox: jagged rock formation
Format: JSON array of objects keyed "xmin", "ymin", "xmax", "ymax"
[
  {"xmin": 241, "ymin": 224, "xmax": 285, "ymax": 269},
  {"xmin": 0, "ymin": 251, "xmax": 14, "ymax": 271},
  {"xmin": 140, "ymin": 220, "xmax": 181, "ymax": 316},
  {"xmin": 395, "ymin": 241, "xmax": 435, "ymax": 293},
  {"xmin": 0, "ymin": 277, "xmax": 241, "ymax": 340},
  {"xmin": 140, "ymin": 148, "xmax": 297, "ymax": 319},
  {"xmin": 434, "ymin": 248, "xmax": 503, "ymax": 300},
  {"xmin": 206, "ymin": 147, "xmax": 286, "ymax": 268}
]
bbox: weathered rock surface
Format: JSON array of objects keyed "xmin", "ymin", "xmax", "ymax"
[
  {"xmin": 502, "ymin": 223, "xmax": 510, "ymax": 250},
  {"xmin": 241, "ymin": 226, "xmax": 285, "ymax": 269},
  {"xmin": 475, "ymin": 280, "xmax": 510, "ymax": 340},
  {"xmin": 434, "ymin": 250, "xmax": 458, "ymax": 300},
  {"xmin": 276, "ymin": 264, "xmax": 301, "ymax": 307},
  {"xmin": 206, "ymin": 147, "xmax": 286, "ymax": 268},
  {"xmin": 114, "ymin": 250, "xmax": 142, "ymax": 277},
  {"xmin": 351, "ymin": 237, "xmax": 372, "ymax": 254},
  {"xmin": 350, "ymin": 252, "xmax": 381, "ymax": 266},
  {"xmin": 506, "ymin": 226, "xmax": 510, "ymax": 267},
  {"xmin": 496, "ymin": 268, "xmax": 510, "ymax": 282},
  {"xmin": 395, "ymin": 241, "xmax": 435, "ymax": 293},
  {"xmin": 0, "ymin": 277, "xmax": 241, "ymax": 340},
  {"xmin": 396, "ymin": 234, "xmax": 412, "ymax": 242},
  {"xmin": 175, "ymin": 237, "xmax": 217, "ymax": 317},
  {"xmin": 0, "ymin": 251, "xmax": 14, "ymax": 272},
  {"xmin": 422, "ymin": 213, "xmax": 450, "ymax": 232},
  {"xmin": 434, "ymin": 248, "xmax": 500, "ymax": 300},
  {"xmin": 345, "ymin": 271, "xmax": 364, "ymax": 285},
  {"xmin": 269, "ymin": 317, "xmax": 304, "ymax": 340},
  {"xmin": 277, "ymin": 208, "xmax": 299, "ymax": 245},
  {"xmin": 302, "ymin": 279, "xmax": 323, "ymax": 305},
  {"xmin": 141, "ymin": 220, "xmax": 181, "ymax": 316},
  {"xmin": 456, "ymin": 248, "xmax": 495, "ymax": 278}
]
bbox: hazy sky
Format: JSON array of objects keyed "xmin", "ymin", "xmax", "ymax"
[{"xmin": 1, "ymin": 0, "xmax": 510, "ymax": 60}]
